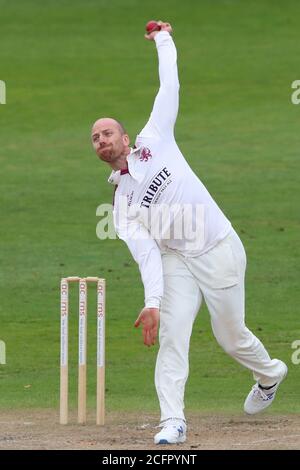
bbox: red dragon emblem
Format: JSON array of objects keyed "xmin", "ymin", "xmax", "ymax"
[{"xmin": 139, "ymin": 147, "xmax": 152, "ymax": 162}]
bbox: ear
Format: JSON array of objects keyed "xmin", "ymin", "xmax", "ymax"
[{"xmin": 122, "ymin": 133, "xmax": 130, "ymax": 146}]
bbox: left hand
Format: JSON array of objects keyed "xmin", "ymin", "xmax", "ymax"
[
  {"xmin": 134, "ymin": 307, "xmax": 160, "ymax": 346},
  {"xmin": 144, "ymin": 21, "xmax": 173, "ymax": 41}
]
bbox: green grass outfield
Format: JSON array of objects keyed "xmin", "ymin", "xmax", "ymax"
[{"xmin": 1, "ymin": 0, "xmax": 299, "ymax": 415}]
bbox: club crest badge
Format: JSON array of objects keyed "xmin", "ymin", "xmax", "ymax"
[{"xmin": 139, "ymin": 147, "xmax": 152, "ymax": 162}]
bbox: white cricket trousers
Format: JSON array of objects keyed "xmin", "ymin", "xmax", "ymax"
[{"xmin": 155, "ymin": 229, "xmax": 285, "ymax": 422}]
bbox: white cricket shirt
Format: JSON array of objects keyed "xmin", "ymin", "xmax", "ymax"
[{"xmin": 108, "ymin": 31, "xmax": 231, "ymax": 308}]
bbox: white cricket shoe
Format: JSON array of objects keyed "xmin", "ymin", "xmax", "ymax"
[
  {"xmin": 154, "ymin": 420, "xmax": 186, "ymax": 445},
  {"xmin": 244, "ymin": 363, "xmax": 288, "ymax": 415}
]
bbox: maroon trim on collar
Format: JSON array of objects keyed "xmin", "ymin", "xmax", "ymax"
[{"xmin": 120, "ymin": 165, "xmax": 129, "ymax": 175}]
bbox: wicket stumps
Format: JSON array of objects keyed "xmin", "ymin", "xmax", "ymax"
[{"xmin": 60, "ymin": 276, "xmax": 106, "ymax": 425}]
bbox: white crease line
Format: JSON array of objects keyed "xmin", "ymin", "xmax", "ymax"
[{"xmin": 234, "ymin": 433, "xmax": 300, "ymax": 447}]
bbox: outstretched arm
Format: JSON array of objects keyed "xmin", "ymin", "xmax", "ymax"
[{"xmin": 138, "ymin": 22, "xmax": 179, "ymax": 140}]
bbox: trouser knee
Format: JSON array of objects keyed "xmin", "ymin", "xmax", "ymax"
[{"xmin": 214, "ymin": 327, "xmax": 252, "ymax": 356}]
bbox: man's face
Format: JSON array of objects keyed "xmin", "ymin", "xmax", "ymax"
[{"xmin": 91, "ymin": 119, "xmax": 129, "ymax": 165}]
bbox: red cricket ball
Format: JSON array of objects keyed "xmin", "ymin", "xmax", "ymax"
[{"xmin": 145, "ymin": 20, "xmax": 161, "ymax": 34}]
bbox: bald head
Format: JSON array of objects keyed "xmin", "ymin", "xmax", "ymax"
[
  {"xmin": 91, "ymin": 117, "xmax": 130, "ymax": 169},
  {"xmin": 92, "ymin": 117, "xmax": 126, "ymax": 136}
]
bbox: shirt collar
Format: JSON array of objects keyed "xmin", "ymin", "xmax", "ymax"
[{"xmin": 107, "ymin": 146, "xmax": 144, "ymax": 185}]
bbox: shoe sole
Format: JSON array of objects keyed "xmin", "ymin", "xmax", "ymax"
[
  {"xmin": 156, "ymin": 436, "xmax": 186, "ymax": 445},
  {"xmin": 281, "ymin": 363, "xmax": 288, "ymax": 381}
]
